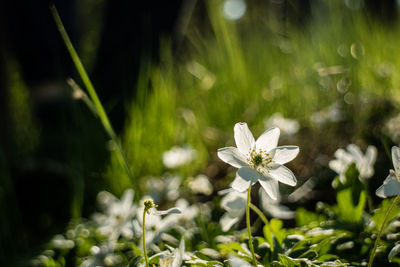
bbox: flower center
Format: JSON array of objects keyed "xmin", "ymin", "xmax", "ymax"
[
  {"xmin": 252, "ymin": 154, "xmax": 263, "ymax": 166},
  {"xmin": 247, "ymin": 147, "xmax": 273, "ymax": 176}
]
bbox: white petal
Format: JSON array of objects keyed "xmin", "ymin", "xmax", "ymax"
[
  {"xmin": 220, "ymin": 213, "xmax": 240, "ymax": 232},
  {"xmin": 231, "ymin": 174, "xmax": 251, "ymax": 192},
  {"xmin": 376, "ymin": 173, "xmax": 400, "ymax": 198},
  {"xmin": 151, "ymin": 207, "xmax": 182, "ymax": 216},
  {"xmin": 329, "ymin": 159, "xmax": 348, "ymax": 175},
  {"xmin": 221, "ymin": 191, "xmax": 246, "ymax": 214},
  {"xmin": 237, "ymin": 167, "xmax": 260, "ymax": 184},
  {"xmin": 267, "ymin": 204, "xmax": 296, "ymax": 220},
  {"xmin": 269, "ymin": 164, "xmax": 297, "ymax": 186},
  {"xmin": 389, "ymin": 244, "xmax": 400, "ymax": 262},
  {"xmin": 259, "ymin": 176, "xmax": 279, "ymax": 201},
  {"xmin": 234, "ymin": 122, "xmax": 255, "ymax": 155},
  {"xmin": 392, "ymin": 146, "xmax": 400, "ymax": 171},
  {"xmin": 272, "ymin": 146, "xmax": 299, "ymax": 164},
  {"xmin": 334, "ymin": 148, "xmax": 353, "ymax": 164},
  {"xmin": 366, "ymin": 145, "xmax": 377, "ymax": 165},
  {"xmin": 217, "ymin": 147, "xmax": 247, "ymax": 168},
  {"xmin": 228, "ymin": 255, "xmax": 254, "ymax": 267},
  {"xmin": 255, "ymin": 127, "xmax": 280, "ymax": 152},
  {"xmin": 347, "ymin": 144, "xmax": 363, "ymax": 164},
  {"xmin": 172, "ymin": 239, "xmax": 185, "ymax": 267}
]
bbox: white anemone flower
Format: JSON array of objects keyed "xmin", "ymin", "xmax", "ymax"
[
  {"xmin": 147, "ymin": 175, "xmax": 182, "ymax": 203},
  {"xmin": 162, "ymin": 145, "xmax": 196, "ymax": 169},
  {"xmin": 346, "ymin": 144, "xmax": 377, "ymax": 180},
  {"xmin": 93, "ymin": 189, "xmax": 137, "ymax": 241},
  {"xmin": 329, "ymin": 148, "xmax": 354, "ymax": 184},
  {"xmin": 188, "ymin": 174, "xmax": 213, "ymax": 196},
  {"xmin": 135, "ymin": 197, "xmax": 182, "ymax": 248},
  {"xmin": 219, "ymin": 190, "xmax": 246, "ymax": 231},
  {"xmin": 259, "ymin": 187, "xmax": 295, "ymax": 220},
  {"xmin": 228, "ymin": 254, "xmax": 263, "ymax": 267},
  {"xmin": 329, "ymin": 144, "xmax": 377, "ymax": 183},
  {"xmin": 264, "ymin": 113, "xmax": 300, "ymax": 136},
  {"xmin": 389, "ymin": 243, "xmax": 400, "ymax": 262},
  {"xmin": 217, "ymin": 122, "xmax": 299, "ymax": 200},
  {"xmin": 376, "ymin": 146, "xmax": 400, "ymax": 198},
  {"xmin": 159, "ymin": 239, "xmax": 185, "ymax": 267},
  {"xmin": 80, "ymin": 242, "xmax": 121, "ymax": 267}
]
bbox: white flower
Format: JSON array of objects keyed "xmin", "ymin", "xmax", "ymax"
[
  {"xmin": 162, "ymin": 145, "xmax": 196, "ymax": 169},
  {"xmin": 310, "ymin": 102, "xmax": 344, "ymax": 126},
  {"xmin": 385, "ymin": 114, "xmax": 400, "ymax": 143},
  {"xmin": 376, "ymin": 146, "xmax": 400, "ymax": 198},
  {"xmin": 92, "ymin": 189, "xmax": 137, "ymax": 241},
  {"xmin": 80, "ymin": 242, "xmax": 121, "ymax": 267},
  {"xmin": 347, "ymin": 144, "xmax": 377, "ymax": 180},
  {"xmin": 329, "ymin": 148, "xmax": 354, "ymax": 184},
  {"xmin": 259, "ymin": 187, "xmax": 295, "ymax": 220},
  {"xmin": 188, "ymin": 174, "xmax": 213, "ymax": 196},
  {"xmin": 228, "ymin": 254, "xmax": 263, "ymax": 267},
  {"xmin": 159, "ymin": 239, "xmax": 185, "ymax": 267},
  {"xmin": 146, "ymin": 175, "xmax": 182, "ymax": 203},
  {"xmin": 135, "ymin": 197, "xmax": 182, "ymax": 247},
  {"xmin": 389, "ymin": 243, "xmax": 400, "ymax": 262},
  {"xmin": 329, "ymin": 144, "xmax": 377, "ymax": 183},
  {"xmin": 219, "ymin": 190, "xmax": 246, "ymax": 231},
  {"xmin": 264, "ymin": 113, "xmax": 299, "ymax": 136},
  {"xmin": 217, "ymin": 122, "xmax": 299, "ymax": 200},
  {"xmin": 219, "ymin": 186, "xmax": 294, "ymax": 232},
  {"xmin": 50, "ymin": 235, "xmax": 74, "ymax": 249}
]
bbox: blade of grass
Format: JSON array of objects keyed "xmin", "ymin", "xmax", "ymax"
[{"xmin": 50, "ymin": 5, "xmax": 139, "ymax": 197}]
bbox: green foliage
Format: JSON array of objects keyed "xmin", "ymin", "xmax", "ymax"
[
  {"xmin": 335, "ymin": 188, "xmax": 366, "ymax": 224},
  {"xmin": 296, "ymin": 208, "xmax": 328, "ymax": 227}
]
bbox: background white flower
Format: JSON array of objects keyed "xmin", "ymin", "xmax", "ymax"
[
  {"xmin": 162, "ymin": 145, "xmax": 196, "ymax": 169},
  {"xmin": 329, "ymin": 148, "xmax": 354, "ymax": 184},
  {"xmin": 219, "ymin": 190, "xmax": 246, "ymax": 231},
  {"xmin": 376, "ymin": 146, "xmax": 400, "ymax": 198},
  {"xmin": 188, "ymin": 174, "xmax": 213, "ymax": 196},
  {"xmin": 259, "ymin": 186, "xmax": 295, "ymax": 219},
  {"xmin": 346, "ymin": 144, "xmax": 377, "ymax": 180},
  {"xmin": 146, "ymin": 175, "xmax": 182, "ymax": 203},
  {"xmin": 158, "ymin": 239, "xmax": 185, "ymax": 267},
  {"xmin": 92, "ymin": 189, "xmax": 137, "ymax": 241},
  {"xmin": 217, "ymin": 122, "xmax": 299, "ymax": 200},
  {"xmin": 264, "ymin": 112, "xmax": 300, "ymax": 136},
  {"xmin": 329, "ymin": 144, "xmax": 377, "ymax": 184}
]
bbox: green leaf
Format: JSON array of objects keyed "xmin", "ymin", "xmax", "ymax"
[
  {"xmin": 270, "ymin": 219, "xmax": 286, "ymax": 245},
  {"xmin": 371, "ymin": 198, "xmax": 400, "ymax": 231},
  {"xmin": 335, "ymin": 188, "xmax": 366, "ymax": 223},
  {"xmin": 277, "ymin": 254, "xmax": 297, "ymax": 267},
  {"xmin": 263, "ymin": 224, "xmax": 274, "ymax": 252},
  {"xmin": 296, "ymin": 207, "xmax": 327, "ymax": 227}
]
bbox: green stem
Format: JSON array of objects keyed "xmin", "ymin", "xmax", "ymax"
[
  {"xmin": 250, "ymin": 203, "xmax": 269, "ymax": 226},
  {"xmin": 142, "ymin": 209, "xmax": 149, "ymax": 267},
  {"xmin": 50, "ymin": 5, "xmax": 139, "ymax": 197},
  {"xmin": 246, "ymin": 186, "xmax": 258, "ymax": 267},
  {"xmin": 368, "ymin": 194, "xmax": 400, "ymax": 267},
  {"xmin": 363, "ymin": 181, "xmax": 374, "ymax": 213}
]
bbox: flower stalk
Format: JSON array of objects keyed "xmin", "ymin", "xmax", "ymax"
[
  {"xmin": 246, "ymin": 186, "xmax": 258, "ymax": 267},
  {"xmin": 143, "ymin": 200, "xmax": 156, "ymax": 267},
  {"xmin": 368, "ymin": 194, "xmax": 400, "ymax": 267},
  {"xmin": 249, "ymin": 203, "xmax": 269, "ymax": 226}
]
